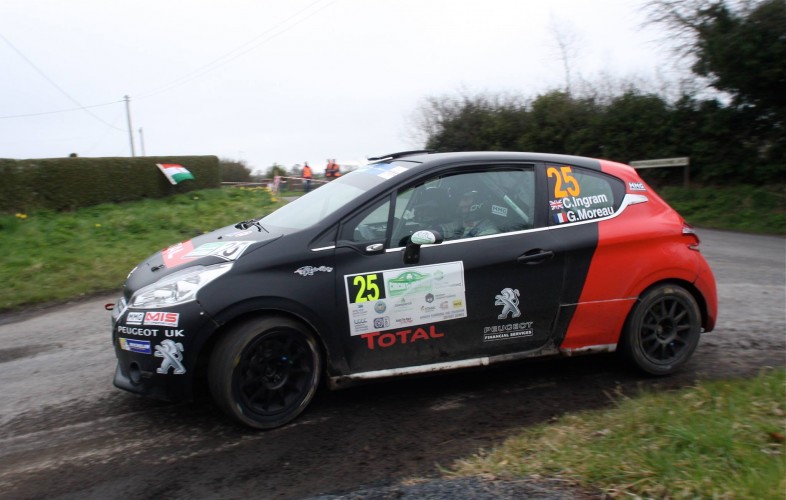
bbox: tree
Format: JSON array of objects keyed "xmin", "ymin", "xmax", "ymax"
[
  {"xmin": 265, "ymin": 163, "xmax": 287, "ymax": 178},
  {"xmin": 596, "ymin": 91, "xmax": 673, "ymax": 162},
  {"xmin": 515, "ymin": 91, "xmax": 602, "ymax": 157},
  {"xmin": 415, "ymin": 92, "xmax": 528, "ymax": 152},
  {"xmin": 645, "ymin": 1, "xmax": 785, "ymax": 140}
]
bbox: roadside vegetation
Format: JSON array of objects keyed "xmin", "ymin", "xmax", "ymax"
[
  {"xmin": 413, "ymin": 0, "xmax": 783, "ymax": 191},
  {"xmin": 0, "ymin": 183, "xmax": 782, "ymax": 313},
  {"xmin": 660, "ymin": 185, "xmax": 786, "ymax": 234},
  {"xmin": 450, "ymin": 368, "xmax": 786, "ymax": 498},
  {"xmin": 0, "ymin": 187, "xmax": 279, "ymax": 311}
]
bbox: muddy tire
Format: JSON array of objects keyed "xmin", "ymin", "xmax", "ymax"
[
  {"xmin": 209, "ymin": 316, "xmax": 321, "ymax": 429},
  {"xmin": 620, "ymin": 284, "xmax": 701, "ymax": 375}
]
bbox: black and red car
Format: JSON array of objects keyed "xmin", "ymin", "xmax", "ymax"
[{"xmin": 111, "ymin": 151, "xmax": 718, "ymax": 429}]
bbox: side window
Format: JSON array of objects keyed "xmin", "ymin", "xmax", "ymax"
[
  {"xmin": 390, "ymin": 168, "xmax": 535, "ymax": 246},
  {"xmin": 344, "ymin": 198, "xmax": 391, "ymax": 243},
  {"xmin": 546, "ymin": 165, "xmax": 625, "ymax": 226}
]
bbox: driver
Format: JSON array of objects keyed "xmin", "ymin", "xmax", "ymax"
[{"xmin": 438, "ymin": 190, "xmax": 499, "ymax": 240}]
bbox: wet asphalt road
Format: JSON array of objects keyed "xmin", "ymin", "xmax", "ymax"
[{"xmin": 0, "ymin": 229, "xmax": 783, "ymax": 499}]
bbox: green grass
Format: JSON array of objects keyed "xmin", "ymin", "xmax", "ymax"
[
  {"xmin": 659, "ymin": 185, "xmax": 786, "ymax": 234},
  {"xmin": 0, "ymin": 184, "xmax": 782, "ymax": 312},
  {"xmin": 450, "ymin": 369, "xmax": 786, "ymax": 498},
  {"xmin": 0, "ymin": 187, "xmax": 281, "ymax": 311}
]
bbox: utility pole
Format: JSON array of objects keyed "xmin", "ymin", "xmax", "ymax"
[
  {"xmin": 138, "ymin": 127, "xmax": 146, "ymax": 156},
  {"xmin": 124, "ymin": 95, "xmax": 136, "ymax": 157}
]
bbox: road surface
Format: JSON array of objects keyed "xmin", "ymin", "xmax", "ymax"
[{"xmin": 0, "ymin": 229, "xmax": 783, "ymax": 499}]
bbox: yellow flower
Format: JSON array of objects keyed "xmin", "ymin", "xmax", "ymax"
[
  {"xmin": 15, "ymin": 213, "xmax": 28, "ymax": 219},
  {"xmin": 95, "ymin": 223, "xmax": 102, "ymax": 228}
]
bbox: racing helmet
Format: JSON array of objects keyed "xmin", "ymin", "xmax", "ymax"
[
  {"xmin": 413, "ymin": 187, "xmax": 451, "ymax": 225},
  {"xmin": 458, "ymin": 190, "xmax": 487, "ymax": 222}
]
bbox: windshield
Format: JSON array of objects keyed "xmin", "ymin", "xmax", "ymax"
[{"xmin": 260, "ymin": 161, "xmax": 418, "ymax": 230}]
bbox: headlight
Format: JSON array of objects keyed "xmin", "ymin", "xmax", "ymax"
[{"xmin": 129, "ymin": 262, "xmax": 233, "ymax": 309}]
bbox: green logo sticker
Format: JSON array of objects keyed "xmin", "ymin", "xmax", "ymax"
[{"xmin": 388, "ymin": 271, "xmax": 431, "ymax": 297}]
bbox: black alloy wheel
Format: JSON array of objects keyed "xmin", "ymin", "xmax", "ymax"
[
  {"xmin": 620, "ymin": 284, "xmax": 701, "ymax": 375},
  {"xmin": 210, "ymin": 316, "xmax": 321, "ymax": 429}
]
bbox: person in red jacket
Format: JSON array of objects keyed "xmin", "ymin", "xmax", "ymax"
[{"xmin": 302, "ymin": 162, "xmax": 313, "ymax": 192}]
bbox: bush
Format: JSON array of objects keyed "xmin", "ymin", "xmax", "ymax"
[{"xmin": 0, "ymin": 155, "xmax": 220, "ymax": 213}]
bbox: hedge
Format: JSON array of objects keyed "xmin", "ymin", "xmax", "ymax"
[{"xmin": 0, "ymin": 155, "xmax": 220, "ymax": 213}]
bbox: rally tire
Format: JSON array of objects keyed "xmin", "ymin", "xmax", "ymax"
[
  {"xmin": 619, "ymin": 284, "xmax": 701, "ymax": 376},
  {"xmin": 209, "ymin": 316, "xmax": 321, "ymax": 429}
]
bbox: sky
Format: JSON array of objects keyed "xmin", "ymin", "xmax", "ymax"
[{"xmin": 0, "ymin": 0, "xmax": 682, "ymax": 175}]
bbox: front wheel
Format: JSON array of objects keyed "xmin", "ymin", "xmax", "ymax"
[
  {"xmin": 619, "ymin": 284, "xmax": 701, "ymax": 375},
  {"xmin": 209, "ymin": 316, "xmax": 322, "ymax": 429}
]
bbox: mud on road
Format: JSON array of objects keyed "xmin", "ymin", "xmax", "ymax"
[{"xmin": 0, "ymin": 229, "xmax": 783, "ymax": 499}]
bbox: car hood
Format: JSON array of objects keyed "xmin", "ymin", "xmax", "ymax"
[{"xmin": 123, "ymin": 223, "xmax": 283, "ymax": 296}]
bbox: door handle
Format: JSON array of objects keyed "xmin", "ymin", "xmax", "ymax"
[
  {"xmin": 517, "ymin": 249, "xmax": 554, "ymax": 264},
  {"xmin": 365, "ymin": 243, "xmax": 384, "ymax": 253}
]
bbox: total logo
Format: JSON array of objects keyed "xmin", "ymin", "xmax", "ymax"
[
  {"xmin": 360, "ymin": 325, "xmax": 445, "ymax": 350},
  {"xmin": 126, "ymin": 311, "xmax": 180, "ymax": 327}
]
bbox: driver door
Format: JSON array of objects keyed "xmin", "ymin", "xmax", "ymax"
[{"xmin": 333, "ymin": 166, "xmax": 567, "ymax": 375}]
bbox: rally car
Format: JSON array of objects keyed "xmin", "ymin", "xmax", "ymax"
[{"xmin": 111, "ymin": 151, "xmax": 717, "ymax": 429}]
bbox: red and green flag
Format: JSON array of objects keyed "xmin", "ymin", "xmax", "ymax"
[{"xmin": 157, "ymin": 163, "xmax": 195, "ymax": 185}]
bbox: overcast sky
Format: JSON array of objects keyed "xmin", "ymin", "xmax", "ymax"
[{"xmin": 1, "ymin": 0, "xmax": 680, "ymax": 174}]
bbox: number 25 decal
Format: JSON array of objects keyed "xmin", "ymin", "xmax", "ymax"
[
  {"xmin": 547, "ymin": 166, "xmax": 581, "ymax": 198},
  {"xmin": 348, "ymin": 273, "xmax": 386, "ymax": 303}
]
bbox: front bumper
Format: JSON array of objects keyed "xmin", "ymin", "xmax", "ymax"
[{"xmin": 111, "ymin": 299, "xmax": 218, "ymax": 402}]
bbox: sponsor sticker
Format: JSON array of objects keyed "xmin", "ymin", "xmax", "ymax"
[
  {"xmin": 294, "ymin": 265, "xmax": 333, "ymax": 276},
  {"xmin": 360, "ymin": 324, "xmax": 445, "ymax": 350},
  {"xmin": 162, "ymin": 240, "xmax": 254, "ymax": 268},
  {"xmin": 483, "ymin": 321, "xmax": 534, "ymax": 342},
  {"xmin": 357, "ymin": 163, "xmax": 411, "ymax": 179},
  {"xmin": 119, "ymin": 337, "xmax": 152, "ymax": 354},
  {"xmin": 144, "ymin": 311, "xmax": 179, "ymax": 327},
  {"xmin": 126, "ymin": 311, "xmax": 144, "ymax": 325},
  {"xmin": 345, "ymin": 262, "xmax": 467, "ymax": 336},
  {"xmin": 491, "ymin": 205, "xmax": 508, "ymax": 217},
  {"xmin": 117, "ymin": 325, "xmax": 159, "ymax": 337},
  {"xmin": 629, "ymin": 182, "xmax": 647, "ymax": 191}
]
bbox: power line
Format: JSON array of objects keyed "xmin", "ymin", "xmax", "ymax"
[
  {"xmin": 0, "ymin": 0, "xmax": 338, "ymax": 120},
  {"xmin": 0, "ymin": 32, "xmax": 125, "ymax": 130},
  {"xmin": 135, "ymin": 0, "xmax": 337, "ymax": 99},
  {"xmin": 0, "ymin": 100, "xmax": 122, "ymax": 119}
]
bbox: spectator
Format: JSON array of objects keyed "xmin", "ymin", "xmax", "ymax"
[
  {"xmin": 325, "ymin": 159, "xmax": 340, "ymax": 179},
  {"xmin": 302, "ymin": 162, "xmax": 313, "ymax": 192}
]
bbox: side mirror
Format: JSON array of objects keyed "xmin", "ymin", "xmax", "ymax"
[{"xmin": 403, "ymin": 230, "xmax": 443, "ymax": 264}]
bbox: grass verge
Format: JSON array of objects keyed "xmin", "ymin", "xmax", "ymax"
[
  {"xmin": 0, "ymin": 187, "xmax": 280, "ymax": 311},
  {"xmin": 659, "ymin": 185, "xmax": 786, "ymax": 234},
  {"xmin": 450, "ymin": 369, "xmax": 786, "ymax": 498}
]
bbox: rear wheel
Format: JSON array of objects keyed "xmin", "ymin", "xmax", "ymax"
[
  {"xmin": 620, "ymin": 284, "xmax": 701, "ymax": 375},
  {"xmin": 209, "ymin": 316, "xmax": 321, "ymax": 429}
]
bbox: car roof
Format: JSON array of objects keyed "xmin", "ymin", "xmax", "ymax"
[{"xmin": 370, "ymin": 150, "xmax": 605, "ymax": 172}]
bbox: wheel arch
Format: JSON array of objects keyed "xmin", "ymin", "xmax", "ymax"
[
  {"xmin": 191, "ymin": 301, "xmax": 340, "ymax": 397},
  {"xmin": 617, "ymin": 278, "xmax": 704, "ymax": 375},
  {"xmin": 625, "ymin": 278, "xmax": 711, "ymax": 334}
]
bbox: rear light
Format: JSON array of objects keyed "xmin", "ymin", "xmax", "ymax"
[{"xmin": 682, "ymin": 223, "xmax": 701, "ymax": 251}]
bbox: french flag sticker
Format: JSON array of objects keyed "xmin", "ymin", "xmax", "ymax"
[{"xmin": 553, "ymin": 213, "xmax": 567, "ymax": 224}]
